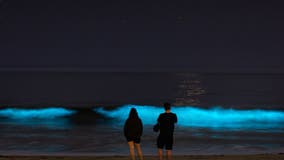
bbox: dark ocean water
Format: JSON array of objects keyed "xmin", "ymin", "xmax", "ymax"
[
  {"xmin": 0, "ymin": 72, "xmax": 284, "ymax": 155},
  {"xmin": 1, "ymin": 72, "xmax": 284, "ymax": 108}
]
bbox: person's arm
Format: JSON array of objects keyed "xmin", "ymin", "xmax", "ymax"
[
  {"xmin": 174, "ymin": 114, "xmax": 177, "ymax": 123},
  {"xmin": 139, "ymin": 118, "xmax": 143, "ymax": 136},
  {"xmin": 157, "ymin": 114, "xmax": 161, "ymax": 123},
  {"xmin": 123, "ymin": 119, "xmax": 129, "ymax": 137}
]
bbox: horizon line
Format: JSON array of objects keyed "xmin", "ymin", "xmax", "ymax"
[{"xmin": 0, "ymin": 67, "xmax": 284, "ymax": 74}]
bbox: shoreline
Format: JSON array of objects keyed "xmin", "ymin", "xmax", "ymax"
[{"xmin": 0, "ymin": 154, "xmax": 284, "ymax": 160}]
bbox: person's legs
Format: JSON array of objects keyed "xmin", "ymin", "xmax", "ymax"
[
  {"xmin": 157, "ymin": 135, "xmax": 165, "ymax": 160},
  {"xmin": 134, "ymin": 143, "xmax": 143, "ymax": 160},
  {"xmin": 128, "ymin": 141, "xmax": 135, "ymax": 160},
  {"xmin": 158, "ymin": 148, "xmax": 163, "ymax": 160},
  {"xmin": 166, "ymin": 150, "xmax": 172, "ymax": 160},
  {"xmin": 165, "ymin": 136, "xmax": 173, "ymax": 160}
]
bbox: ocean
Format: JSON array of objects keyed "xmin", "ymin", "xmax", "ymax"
[{"xmin": 0, "ymin": 72, "xmax": 283, "ymax": 155}]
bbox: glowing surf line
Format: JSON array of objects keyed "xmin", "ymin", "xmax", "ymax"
[
  {"xmin": 0, "ymin": 108, "xmax": 76, "ymax": 119},
  {"xmin": 94, "ymin": 104, "xmax": 284, "ymax": 130}
]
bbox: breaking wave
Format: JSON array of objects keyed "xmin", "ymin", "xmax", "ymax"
[{"xmin": 95, "ymin": 104, "xmax": 284, "ymax": 130}]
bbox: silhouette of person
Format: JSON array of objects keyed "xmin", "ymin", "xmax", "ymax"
[
  {"xmin": 156, "ymin": 102, "xmax": 177, "ymax": 160},
  {"xmin": 124, "ymin": 108, "xmax": 143, "ymax": 160}
]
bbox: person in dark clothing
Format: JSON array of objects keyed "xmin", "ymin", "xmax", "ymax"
[
  {"xmin": 157, "ymin": 102, "xmax": 177, "ymax": 160},
  {"xmin": 124, "ymin": 108, "xmax": 143, "ymax": 160}
]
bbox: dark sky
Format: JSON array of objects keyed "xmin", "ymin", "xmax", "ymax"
[{"xmin": 1, "ymin": 0, "xmax": 284, "ymax": 72}]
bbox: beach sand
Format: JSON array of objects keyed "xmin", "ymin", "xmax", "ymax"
[{"xmin": 0, "ymin": 154, "xmax": 284, "ymax": 160}]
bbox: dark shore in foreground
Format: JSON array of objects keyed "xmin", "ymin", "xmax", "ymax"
[{"xmin": 0, "ymin": 154, "xmax": 284, "ymax": 160}]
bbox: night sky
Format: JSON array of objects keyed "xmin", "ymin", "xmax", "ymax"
[
  {"xmin": 1, "ymin": 0, "xmax": 284, "ymax": 72},
  {"xmin": 1, "ymin": 0, "xmax": 284, "ymax": 106}
]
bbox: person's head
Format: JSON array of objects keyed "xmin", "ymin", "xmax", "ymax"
[
  {"xmin": 128, "ymin": 108, "xmax": 139, "ymax": 119},
  {"xmin": 164, "ymin": 102, "xmax": 171, "ymax": 111}
]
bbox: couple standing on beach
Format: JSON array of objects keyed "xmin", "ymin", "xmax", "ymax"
[{"xmin": 124, "ymin": 102, "xmax": 178, "ymax": 160}]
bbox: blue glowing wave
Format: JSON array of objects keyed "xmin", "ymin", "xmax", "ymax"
[
  {"xmin": 95, "ymin": 105, "xmax": 284, "ymax": 130},
  {"xmin": 0, "ymin": 108, "xmax": 76, "ymax": 119},
  {"xmin": 0, "ymin": 108, "xmax": 76, "ymax": 129}
]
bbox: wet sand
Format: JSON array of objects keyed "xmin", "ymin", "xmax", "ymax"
[{"xmin": 0, "ymin": 154, "xmax": 284, "ymax": 160}]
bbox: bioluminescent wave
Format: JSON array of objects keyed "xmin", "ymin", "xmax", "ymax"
[
  {"xmin": 0, "ymin": 108, "xmax": 76, "ymax": 129},
  {"xmin": 0, "ymin": 108, "xmax": 76, "ymax": 119},
  {"xmin": 95, "ymin": 105, "xmax": 284, "ymax": 130}
]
